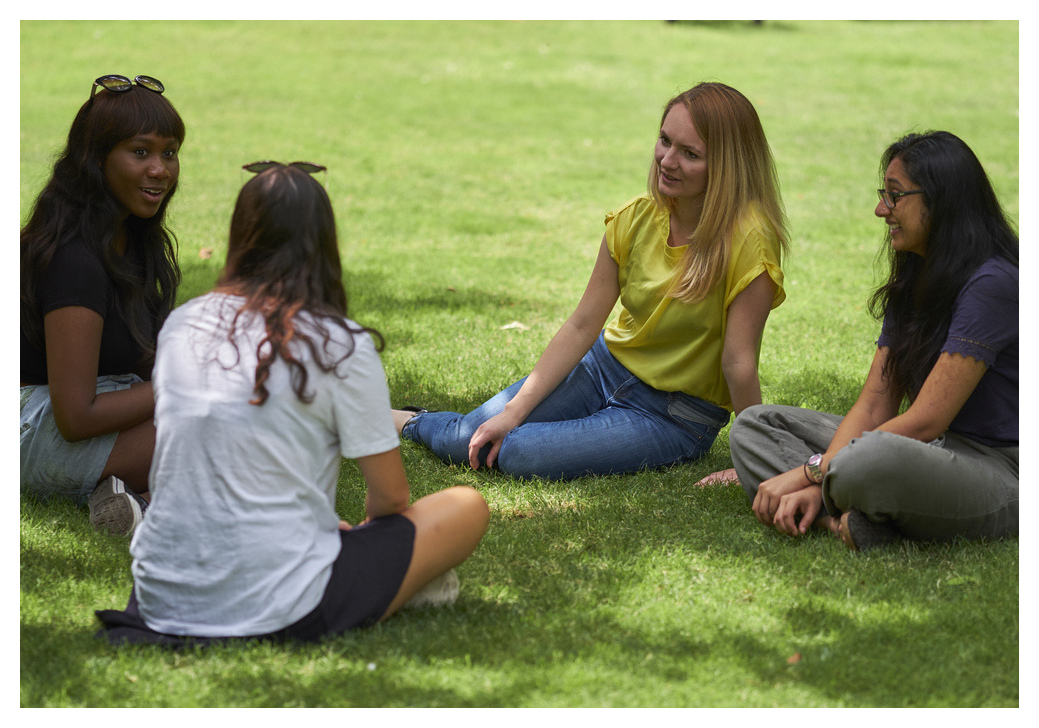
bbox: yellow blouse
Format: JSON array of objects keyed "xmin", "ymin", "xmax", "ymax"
[{"xmin": 603, "ymin": 195, "xmax": 785, "ymax": 411}]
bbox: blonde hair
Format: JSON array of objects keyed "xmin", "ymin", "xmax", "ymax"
[{"xmin": 648, "ymin": 82, "xmax": 788, "ymax": 303}]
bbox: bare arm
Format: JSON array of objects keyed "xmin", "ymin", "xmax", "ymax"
[
  {"xmin": 468, "ymin": 235, "xmax": 620, "ymax": 469},
  {"xmin": 875, "ymin": 352, "xmax": 987, "ymax": 441},
  {"xmin": 694, "ymin": 272, "xmax": 777, "ymax": 486},
  {"xmin": 751, "ymin": 347, "xmax": 900, "ymax": 524},
  {"xmin": 722, "ymin": 271, "xmax": 778, "ymax": 417},
  {"xmin": 44, "ymin": 306, "xmax": 155, "ymax": 442},
  {"xmin": 760, "ymin": 347, "xmax": 988, "ymax": 533},
  {"xmin": 820, "ymin": 346, "xmax": 903, "ymax": 463},
  {"xmin": 356, "ymin": 448, "xmax": 411, "ymax": 521},
  {"xmin": 817, "ymin": 347, "xmax": 985, "ymax": 473}
]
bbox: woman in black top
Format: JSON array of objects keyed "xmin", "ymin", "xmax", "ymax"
[{"xmin": 20, "ymin": 75, "xmax": 185, "ymax": 536}]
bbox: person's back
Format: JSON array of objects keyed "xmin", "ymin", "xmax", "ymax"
[
  {"xmin": 132, "ymin": 293, "xmax": 397, "ymax": 636},
  {"xmin": 98, "ymin": 162, "xmax": 488, "ymax": 647}
]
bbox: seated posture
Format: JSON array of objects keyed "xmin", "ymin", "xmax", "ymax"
[
  {"xmin": 97, "ymin": 162, "xmax": 488, "ymax": 646},
  {"xmin": 729, "ymin": 131, "xmax": 1018, "ymax": 550},
  {"xmin": 20, "ymin": 74, "xmax": 186, "ymax": 535},
  {"xmin": 395, "ymin": 82, "xmax": 788, "ymax": 481}
]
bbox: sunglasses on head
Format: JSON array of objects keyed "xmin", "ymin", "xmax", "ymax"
[
  {"xmin": 242, "ymin": 161, "xmax": 327, "ymax": 175},
  {"xmin": 90, "ymin": 74, "xmax": 165, "ymax": 100}
]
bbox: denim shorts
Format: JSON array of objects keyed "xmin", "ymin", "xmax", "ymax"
[{"xmin": 20, "ymin": 374, "xmax": 143, "ymax": 505}]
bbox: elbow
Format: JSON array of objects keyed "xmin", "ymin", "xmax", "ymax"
[
  {"xmin": 722, "ymin": 357, "xmax": 758, "ymax": 392},
  {"xmin": 389, "ymin": 493, "xmax": 410, "ymax": 513},
  {"xmin": 886, "ymin": 409, "xmax": 949, "ymax": 443},
  {"xmin": 908, "ymin": 420, "xmax": 948, "ymax": 444},
  {"xmin": 53, "ymin": 415, "xmax": 90, "ymax": 443},
  {"xmin": 379, "ymin": 487, "xmax": 411, "ymax": 516}
]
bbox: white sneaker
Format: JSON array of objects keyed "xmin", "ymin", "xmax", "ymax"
[
  {"xmin": 403, "ymin": 569, "xmax": 459, "ymax": 609},
  {"xmin": 87, "ymin": 476, "xmax": 147, "ymax": 537}
]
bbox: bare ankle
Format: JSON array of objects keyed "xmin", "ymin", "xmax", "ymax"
[{"xmin": 816, "ymin": 514, "xmax": 839, "ymax": 534}]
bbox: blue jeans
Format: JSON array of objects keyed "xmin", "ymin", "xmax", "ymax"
[{"xmin": 402, "ymin": 333, "xmax": 730, "ymax": 480}]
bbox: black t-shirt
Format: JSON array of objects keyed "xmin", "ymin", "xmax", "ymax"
[{"xmin": 20, "ymin": 240, "xmax": 153, "ymax": 384}]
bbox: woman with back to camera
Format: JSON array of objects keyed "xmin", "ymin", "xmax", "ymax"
[
  {"xmin": 96, "ymin": 162, "xmax": 488, "ymax": 646},
  {"xmin": 393, "ymin": 82, "xmax": 789, "ymax": 481},
  {"xmin": 20, "ymin": 74, "xmax": 184, "ymax": 536},
  {"xmin": 729, "ymin": 131, "xmax": 1018, "ymax": 550}
]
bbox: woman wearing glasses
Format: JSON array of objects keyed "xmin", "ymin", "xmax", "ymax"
[
  {"xmin": 97, "ymin": 163, "xmax": 488, "ymax": 646},
  {"xmin": 20, "ymin": 75, "xmax": 184, "ymax": 536},
  {"xmin": 729, "ymin": 131, "xmax": 1018, "ymax": 550},
  {"xmin": 394, "ymin": 82, "xmax": 789, "ymax": 480}
]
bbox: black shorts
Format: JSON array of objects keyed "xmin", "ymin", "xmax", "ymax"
[{"xmin": 95, "ymin": 514, "xmax": 416, "ymax": 648}]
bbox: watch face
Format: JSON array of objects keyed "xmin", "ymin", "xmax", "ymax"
[{"xmin": 806, "ymin": 454, "xmax": 823, "ymax": 483}]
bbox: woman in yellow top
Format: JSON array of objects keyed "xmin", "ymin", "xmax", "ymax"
[{"xmin": 394, "ymin": 82, "xmax": 788, "ymax": 480}]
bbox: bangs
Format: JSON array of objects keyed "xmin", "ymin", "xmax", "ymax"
[
  {"xmin": 125, "ymin": 90, "xmax": 185, "ymax": 142},
  {"xmin": 91, "ymin": 87, "xmax": 186, "ymax": 149}
]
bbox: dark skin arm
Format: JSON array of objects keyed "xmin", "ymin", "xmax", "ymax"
[{"xmin": 44, "ymin": 305, "xmax": 155, "ymax": 441}]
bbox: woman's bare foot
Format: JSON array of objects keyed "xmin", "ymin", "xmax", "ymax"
[
  {"xmin": 694, "ymin": 468, "xmax": 740, "ymax": 487},
  {"xmin": 391, "ymin": 409, "xmax": 417, "ymax": 434},
  {"xmin": 816, "ymin": 514, "xmax": 839, "ymax": 534}
]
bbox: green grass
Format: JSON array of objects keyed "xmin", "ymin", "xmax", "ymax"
[{"xmin": 20, "ymin": 19, "xmax": 1019, "ymax": 708}]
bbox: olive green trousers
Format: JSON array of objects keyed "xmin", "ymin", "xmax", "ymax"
[{"xmin": 729, "ymin": 404, "xmax": 1019, "ymax": 543}]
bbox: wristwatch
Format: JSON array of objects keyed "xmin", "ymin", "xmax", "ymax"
[{"xmin": 803, "ymin": 453, "xmax": 824, "ymax": 484}]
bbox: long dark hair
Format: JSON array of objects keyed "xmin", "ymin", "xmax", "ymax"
[
  {"xmin": 869, "ymin": 131, "xmax": 1018, "ymax": 399},
  {"xmin": 217, "ymin": 164, "xmax": 383, "ymax": 406},
  {"xmin": 20, "ymin": 83, "xmax": 185, "ymax": 362}
]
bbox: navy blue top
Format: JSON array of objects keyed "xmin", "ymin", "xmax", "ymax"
[{"xmin": 879, "ymin": 256, "xmax": 1019, "ymax": 448}]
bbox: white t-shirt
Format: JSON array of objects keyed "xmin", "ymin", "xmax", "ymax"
[{"xmin": 130, "ymin": 293, "xmax": 400, "ymax": 636}]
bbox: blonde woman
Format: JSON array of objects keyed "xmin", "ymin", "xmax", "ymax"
[{"xmin": 394, "ymin": 82, "xmax": 788, "ymax": 480}]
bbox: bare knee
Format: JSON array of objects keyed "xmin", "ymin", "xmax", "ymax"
[
  {"xmin": 407, "ymin": 486, "xmax": 489, "ymax": 548},
  {"xmin": 101, "ymin": 420, "xmax": 155, "ymax": 493},
  {"xmin": 380, "ymin": 487, "xmax": 488, "ymax": 620},
  {"xmin": 448, "ymin": 486, "xmax": 490, "ymax": 539}
]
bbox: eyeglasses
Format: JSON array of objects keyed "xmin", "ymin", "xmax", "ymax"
[
  {"xmin": 877, "ymin": 188, "xmax": 924, "ymax": 209},
  {"xmin": 243, "ymin": 161, "xmax": 327, "ymax": 175},
  {"xmin": 90, "ymin": 74, "xmax": 165, "ymax": 100}
]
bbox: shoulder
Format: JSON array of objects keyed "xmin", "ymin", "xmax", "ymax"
[
  {"xmin": 318, "ymin": 322, "xmax": 387, "ymax": 392},
  {"xmin": 604, "ymin": 195, "xmax": 666, "ymax": 263},
  {"xmin": 166, "ymin": 292, "xmax": 230, "ymax": 321},
  {"xmin": 728, "ymin": 202, "xmax": 784, "ymax": 270},
  {"xmin": 957, "ymin": 257, "xmax": 1018, "ymax": 305},
  {"xmin": 944, "ymin": 256, "xmax": 1018, "ymax": 359},
  {"xmin": 158, "ymin": 293, "xmax": 245, "ymax": 346},
  {"xmin": 37, "ymin": 239, "xmax": 111, "ymax": 314},
  {"xmin": 45, "ymin": 239, "xmax": 106, "ymax": 278},
  {"xmin": 732, "ymin": 203, "xmax": 780, "ymax": 248},
  {"xmin": 294, "ymin": 313, "xmax": 381, "ymax": 365},
  {"xmin": 965, "ymin": 256, "xmax": 1017, "ymax": 286},
  {"xmin": 724, "ymin": 203, "xmax": 786, "ymax": 307},
  {"xmin": 604, "ymin": 194, "xmax": 662, "ymax": 227}
]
